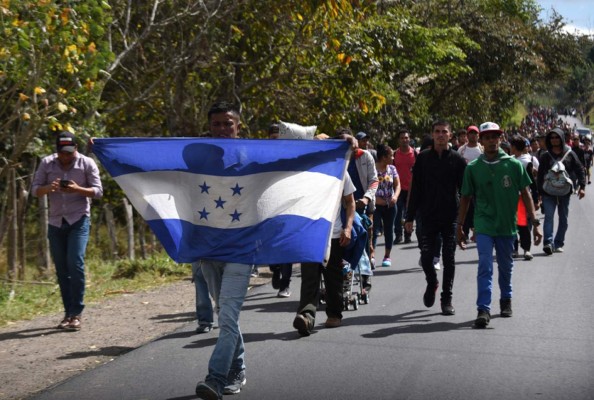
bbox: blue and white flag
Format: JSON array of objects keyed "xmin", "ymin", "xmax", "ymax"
[{"xmin": 93, "ymin": 138, "xmax": 351, "ymax": 265}]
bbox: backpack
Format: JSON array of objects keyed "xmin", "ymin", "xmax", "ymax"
[{"xmin": 542, "ymin": 150, "xmax": 573, "ymax": 196}]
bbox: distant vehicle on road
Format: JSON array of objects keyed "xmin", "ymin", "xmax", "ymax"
[{"xmin": 576, "ymin": 127, "xmax": 592, "ymax": 137}]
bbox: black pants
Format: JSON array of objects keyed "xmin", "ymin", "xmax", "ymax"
[
  {"xmin": 298, "ymin": 239, "xmax": 344, "ymax": 322},
  {"xmin": 420, "ymin": 221, "xmax": 457, "ymax": 302},
  {"xmin": 514, "ymin": 225, "xmax": 531, "ymax": 252},
  {"xmin": 269, "ymin": 263, "xmax": 292, "ymax": 290}
]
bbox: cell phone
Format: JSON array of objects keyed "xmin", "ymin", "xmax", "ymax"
[{"xmin": 60, "ymin": 180, "xmax": 70, "ymax": 188}]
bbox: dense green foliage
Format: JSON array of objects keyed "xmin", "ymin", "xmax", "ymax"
[{"xmin": 1, "ymin": 0, "xmax": 593, "ymax": 323}]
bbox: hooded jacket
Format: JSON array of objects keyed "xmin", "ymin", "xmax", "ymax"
[{"xmin": 537, "ymin": 128, "xmax": 586, "ymax": 195}]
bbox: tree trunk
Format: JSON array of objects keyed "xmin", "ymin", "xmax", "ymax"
[
  {"xmin": 17, "ymin": 179, "xmax": 26, "ymax": 281},
  {"xmin": 138, "ymin": 217, "xmax": 147, "ymax": 259},
  {"xmin": 38, "ymin": 194, "xmax": 51, "ymax": 275},
  {"xmin": 123, "ymin": 198, "xmax": 135, "ymax": 260},
  {"xmin": 103, "ymin": 203, "xmax": 118, "ymax": 259},
  {"xmin": 7, "ymin": 168, "xmax": 17, "ymax": 280}
]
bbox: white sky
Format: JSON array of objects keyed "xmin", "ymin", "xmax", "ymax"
[{"xmin": 537, "ymin": 0, "xmax": 594, "ymax": 36}]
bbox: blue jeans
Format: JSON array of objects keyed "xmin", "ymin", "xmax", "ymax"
[
  {"xmin": 201, "ymin": 261, "xmax": 251, "ymax": 392},
  {"xmin": 541, "ymin": 194, "xmax": 570, "ymax": 249},
  {"xmin": 48, "ymin": 216, "xmax": 90, "ymax": 317},
  {"xmin": 476, "ymin": 234, "xmax": 515, "ymax": 312},
  {"xmin": 192, "ymin": 262, "xmax": 214, "ymax": 327}
]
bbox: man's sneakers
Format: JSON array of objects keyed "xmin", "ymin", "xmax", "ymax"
[
  {"xmin": 423, "ymin": 282, "xmax": 439, "ymax": 308},
  {"xmin": 440, "ymin": 300, "xmax": 455, "ymax": 316},
  {"xmin": 523, "ymin": 250, "xmax": 534, "ymax": 261},
  {"xmin": 57, "ymin": 317, "xmax": 71, "ymax": 329},
  {"xmin": 277, "ymin": 288, "xmax": 291, "ymax": 298},
  {"xmin": 544, "ymin": 244, "xmax": 564, "ymax": 255},
  {"xmin": 293, "ymin": 313, "xmax": 313, "ymax": 336},
  {"xmin": 196, "ymin": 324, "xmax": 213, "ymax": 334},
  {"xmin": 433, "ymin": 257, "xmax": 441, "ymax": 271},
  {"xmin": 404, "ymin": 235, "xmax": 412, "ymax": 244},
  {"xmin": 65, "ymin": 316, "xmax": 81, "ymax": 331},
  {"xmin": 196, "ymin": 381, "xmax": 222, "ymax": 400},
  {"xmin": 500, "ymin": 298, "xmax": 513, "ymax": 318},
  {"xmin": 224, "ymin": 370, "xmax": 246, "ymax": 395},
  {"xmin": 474, "ymin": 310, "xmax": 491, "ymax": 329}
]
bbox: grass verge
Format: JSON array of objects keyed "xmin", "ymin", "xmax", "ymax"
[{"xmin": 0, "ymin": 253, "xmax": 189, "ymax": 327}]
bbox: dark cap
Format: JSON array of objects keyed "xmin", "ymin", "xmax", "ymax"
[
  {"xmin": 355, "ymin": 131, "xmax": 368, "ymax": 140},
  {"xmin": 56, "ymin": 131, "xmax": 77, "ymax": 153}
]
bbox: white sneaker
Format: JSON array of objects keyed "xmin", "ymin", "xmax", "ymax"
[
  {"xmin": 433, "ymin": 257, "xmax": 441, "ymax": 271},
  {"xmin": 523, "ymin": 251, "xmax": 533, "ymax": 260},
  {"xmin": 277, "ymin": 288, "xmax": 291, "ymax": 298},
  {"xmin": 554, "ymin": 247, "xmax": 564, "ymax": 253}
]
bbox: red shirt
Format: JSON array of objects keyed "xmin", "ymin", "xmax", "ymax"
[{"xmin": 394, "ymin": 147, "xmax": 416, "ymax": 191}]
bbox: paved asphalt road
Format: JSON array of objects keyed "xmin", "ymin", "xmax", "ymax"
[{"xmin": 33, "ymin": 194, "xmax": 594, "ymax": 400}]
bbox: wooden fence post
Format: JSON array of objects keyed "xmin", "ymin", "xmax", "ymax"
[
  {"xmin": 103, "ymin": 203, "xmax": 118, "ymax": 259},
  {"xmin": 123, "ymin": 198, "xmax": 135, "ymax": 260},
  {"xmin": 38, "ymin": 194, "xmax": 51, "ymax": 275},
  {"xmin": 7, "ymin": 168, "xmax": 17, "ymax": 285}
]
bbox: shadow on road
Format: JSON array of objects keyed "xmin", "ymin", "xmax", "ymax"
[{"xmin": 57, "ymin": 345, "xmax": 136, "ymax": 360}]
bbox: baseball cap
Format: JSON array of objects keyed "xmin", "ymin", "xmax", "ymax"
[
  {"xmin": 479, "ymin": 122, "xmax": 503, "ymax": 135},
  {"xmin": 355, "ymin": 131, "xmax": 368, "ymax": 140},
  {"xmin": 467, "ymin": 125, "xmax": 479, "ymax": 134},
  {"xmin": 56, "ymin": 131, "xmax": 77, "ymax": 153}
]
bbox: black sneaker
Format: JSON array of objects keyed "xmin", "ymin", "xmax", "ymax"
[
  {"xmin": 224, "ymin": 369, "xmax": 246, "ymax": 395},
  {"xmin": 423, "ymin": 282, "xmax": 439, "ymax": 308},
  {"xmin": 196, "ymin": 324, "xmax": 213, "ymax": 334},
  {"xmin": 293, "ymin": 313, "xmax": 313, "ymax": 336},
  {"xmin": 543, "ymin": 244, "xmax": 553, "ymax": 255},
  {"xmin": 474, "ymin": 310, "xmax": 491, "ymax": 329},
  {"xmin": 441, "ymin": 301, "xmax": 455, "ymax": 316},
  {"xmin": 394, "ymin": 236, "xmax": 403, "ymax": 245},
  {"xmin": 500, "ymin": 298, "xmax": 512, "ymax": 318},
  {"xmin": 404, "ymin": 235, "xmax": 412, "ymax": 244},
  {"xmin": 196, "ymin": 381, "xmax": 222, "ymax": 400}
]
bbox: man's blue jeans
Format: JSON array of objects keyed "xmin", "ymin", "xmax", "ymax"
[
  {"xmin": 48, "ymin": 216, "xmax": 90, "ymax": 317},
  {"xmin": 192, "ymin": 262, "xmax": 214, "ymax": 328},
  {"xmin": 476, "ymin": 234, "xmax": 515, "ymax": 312},
  {"xmin": 201, "ymin": 261, "xmax": 251, "ymax": 392},
  {"xmin": 541, "ymin": 194, "xmax": 570, "ymax": 249}
]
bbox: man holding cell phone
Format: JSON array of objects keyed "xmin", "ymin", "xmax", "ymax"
[{"xmin": 32, "ymin": 131, "xmax": 103, "ymax": 331}]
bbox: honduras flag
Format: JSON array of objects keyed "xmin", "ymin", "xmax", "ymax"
[{"xmin": 92, "ymin": 138, "xmax": 351, "ymax": 265}]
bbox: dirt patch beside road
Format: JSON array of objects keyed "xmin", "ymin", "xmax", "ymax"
[{"xmin": 0, "ymin": 274, "xmax": 270, "ymax": 400}]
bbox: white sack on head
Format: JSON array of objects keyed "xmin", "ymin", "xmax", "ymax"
[{"xmin": 279, "ymin": 121, "xmax": 317, "ymax": 140}]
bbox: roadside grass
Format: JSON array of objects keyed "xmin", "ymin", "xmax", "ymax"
[{"xmin": 0, "ymin": 253, "xmax": 190, "ymax": 327}]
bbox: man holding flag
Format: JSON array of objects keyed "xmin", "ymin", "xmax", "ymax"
[{"xmin": 92, "ymin": 102, "xmax": 352, "ymax": 400}]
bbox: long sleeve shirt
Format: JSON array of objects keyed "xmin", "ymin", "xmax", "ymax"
[{"xmin": 405, "ymin": 148, "xmax": 466, "ymax": 225}]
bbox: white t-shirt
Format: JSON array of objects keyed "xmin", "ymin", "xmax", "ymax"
[
  {"xmin": 458, "ymin": 144, "xmax": 482, "ymax": 163},
  {"xmin": 332, "ymin": 173, "xmax": 356, "ymax": 239}
]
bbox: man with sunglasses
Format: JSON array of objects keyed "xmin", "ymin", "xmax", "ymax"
[{"xmin": 537, "ymin": 127, "xmax": 586, "ymax": 255}]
